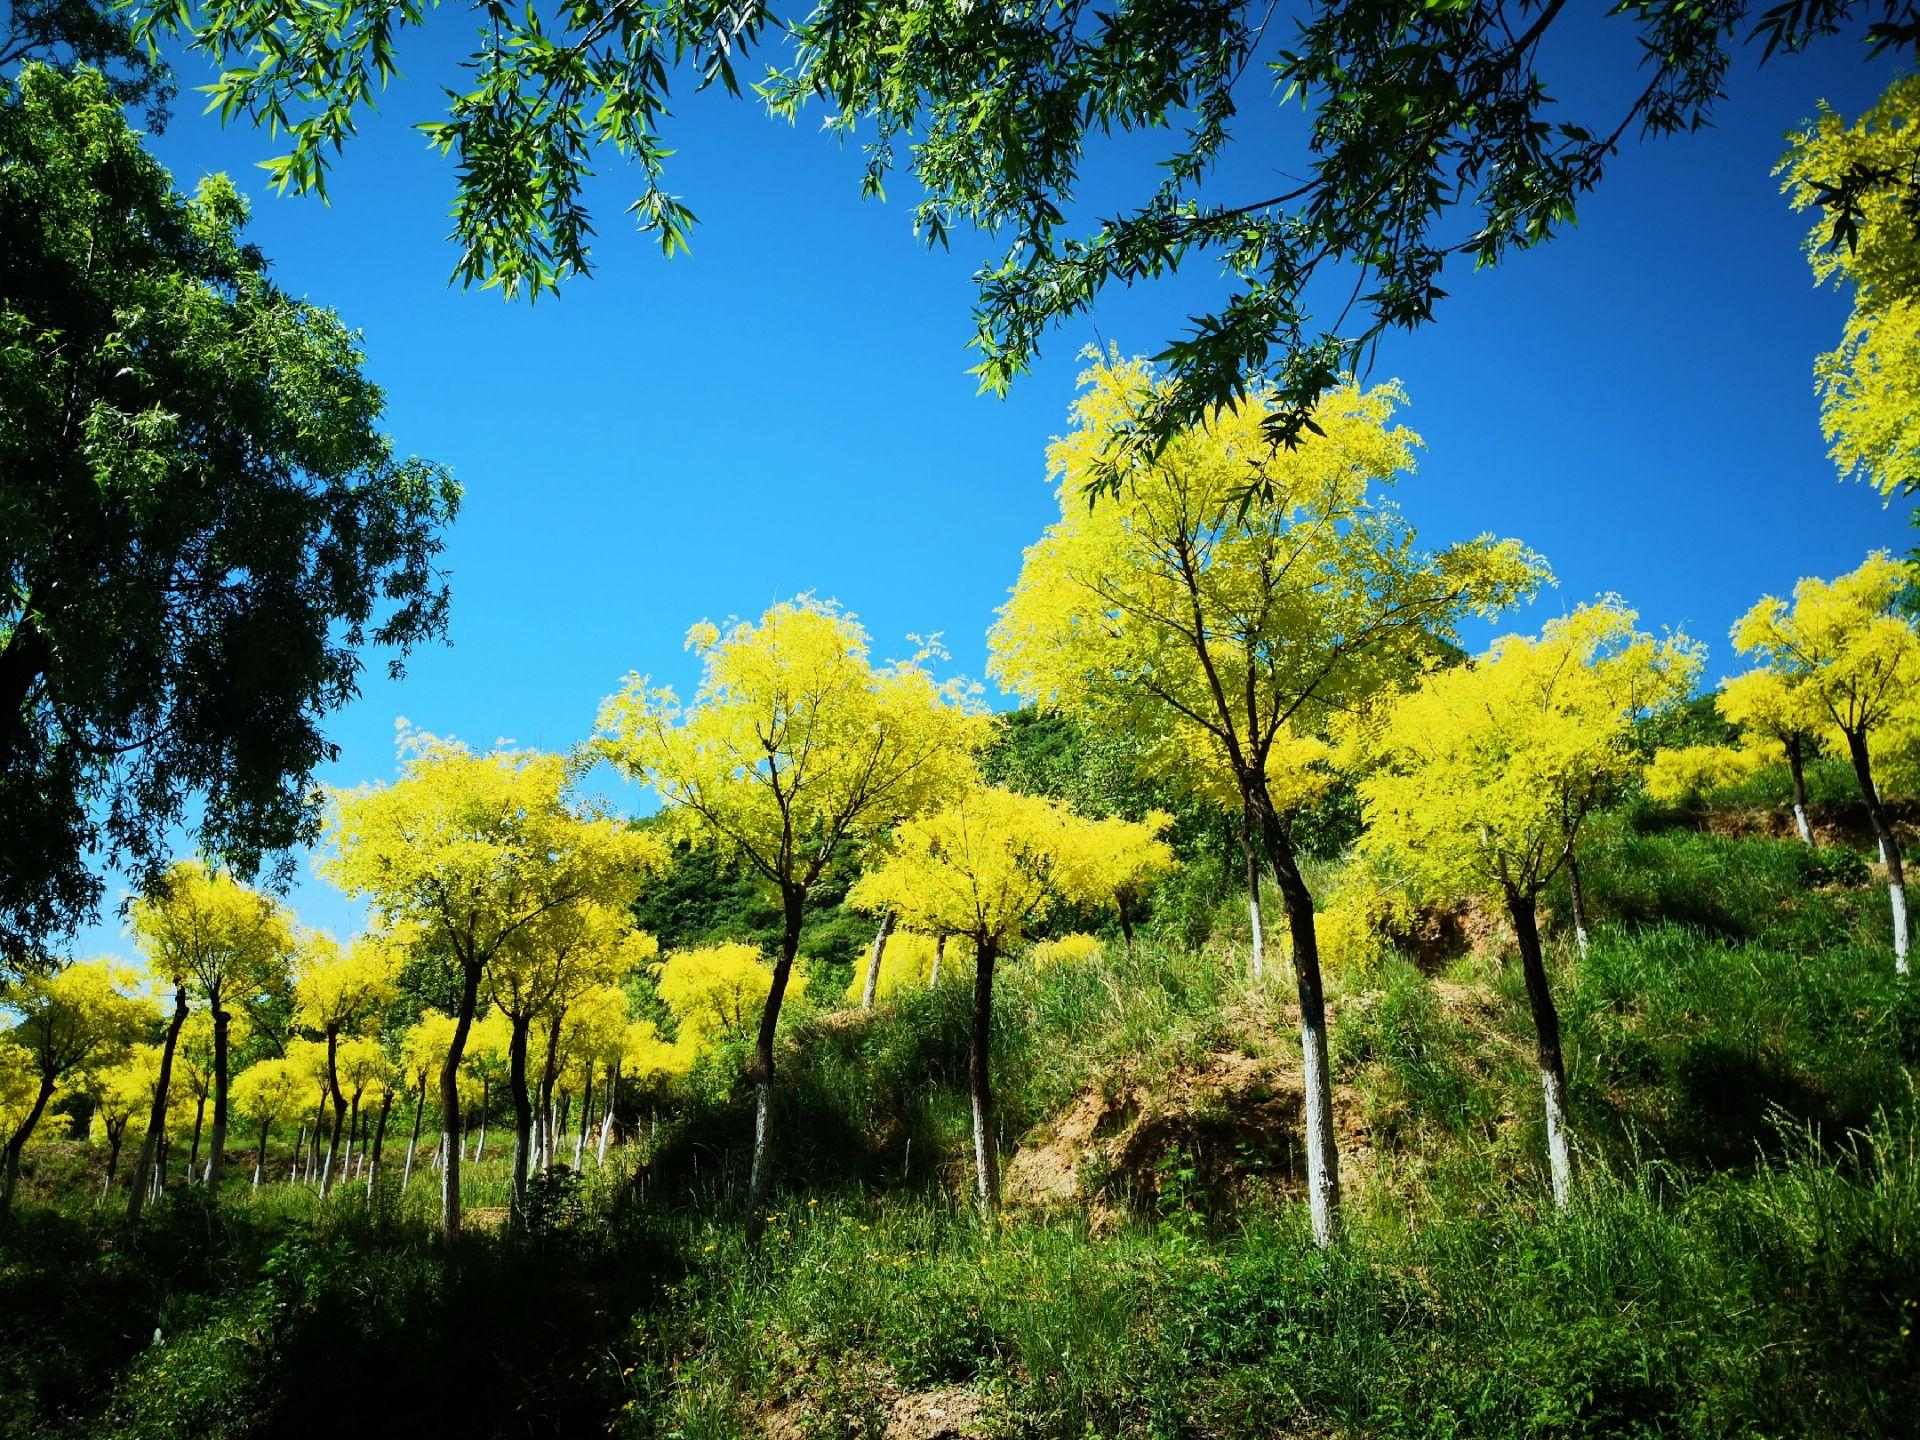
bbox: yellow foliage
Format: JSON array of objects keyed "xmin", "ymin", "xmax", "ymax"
[
  {"xmin": 2, "ymin": 958, "xmax": 153, "ymax": 1100},
  {"xmin": 1314, "ymin": 899, "xmax": 1390, "ymax": 980},
  {"xmin": 230, "ymin": 1057, "xmax": 308, "ymax": 1125},
  {"xmin": 1782, "ymin": 77, "xmax": 1920, "ymax": 495},
  {"xmin": 129, "ymin": 860, "xmax": 295, "ymax": 1011},
  {"xmin": 294, "ymin": 927, "xmax": 400, "ymax": 1038},
  {"xmin": 1029, "ymin": 933, "xmax": 1104, "ymax": 970},
  {"xmin": 655, "ymin": 943, "xmax": 794, "ymax": 1047},
  {"xmin": 1732, "ymin": 552, "xmax": 1920, "ymax": 741},
  {"xmin": 323, "ymin": 727, "xmax": 663, "ymax": 974},
  {"xmin": 988, "ymin": 353, "xmax": 1548, "ymax": 823},
  {"xmin": 623, "ymin": 1018, "xmax": 697, "ymax": 1085},
  {"xmin": 840, "ymin": 931, "xmax": 944, "ymax": 1004},
  {"xmin": 847, "ymin": 785, "xmax": 1123, "ymax": 956},
  {"xmin": 1644, "ymin": 744, "xmax": 1769, "ymax": 805},
  {"xmin": 1358, "ymin": 600, "xmax": 1702, "ymax": 905},
  {"xmin": 597, "ymin": 596, "xmax": 988, "ymax": 894}
]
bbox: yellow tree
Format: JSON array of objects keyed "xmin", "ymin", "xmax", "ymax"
[
  {"xmin": 86, "ymin": 1046, "xmax": 158, "ymax": 1202},
  {"xmin": 397, "ymin": 1010, "xmax": 457, "ymax": 1190},
  {"xmin": 1081, "ymin": 810, "xmax": 1177, "ymax": 948},
  {"xmin": 534, "ymin": 915, "xmax": 654, "ymax": 1180},
  {"xmin": 1356, "ymin": 602, "xmax": 1701, "ymax": 1208},
  {"xmin": 1782, "ymin": 76, "xmax": 1920, "ymax": 499},
  {"xmin": 1, "ymin": 959, "xmax": 151, "ymax": 1208},
  {"xmin": 230, "ymin": 1056, "xmax": 306, "ymax": 1190},
  {"xmin": 1734, "ymin": 553, "xmax": 1920, "ymax": 972},
  {"xmin": 174, "ymin": 1007, "xmax": 254, "ymax": 1185},
  {"xmin": 655, "ymin": 943, "xmax": 805, "ymax": 1052},
  {"xmin": 840, "ymin": 931, "xmax": 944, "ymax": 1006},
  {"xmin": 555, "ymin": 983, "xmax": 631, "ymax": 1168},
  {"xmin": 333, "ymin": 1035, "xmax": 390, "ymax": 1191},
  {"xmin": 990, "ymin": 355, "xmax": 1546, "ymax": 1245},
  {"xmin": 597, "ymin": 596, "xmax": 987, "ymax": 1230},
  {"xmin": 128, "ymin": 861, "xmax": 294, "ymax": 1196},
  {"xmin": 282, "ymin": 1037, "xmax": 332, "ymax": 1184},
  {"xmin": 293, "ymin": 927, "xmax": 401, "ymax": 1197},
  {"xmin": 487, "ymin": 902, "xmax": 651, "ymax": 1204},
  {"xmin": 1717, "ymin": 668, "xmax": 1831, "ymax": 844},
  {"xmin": 323, "ymin": 728, "xmax": 662, "ymax": 1235},
  {"xmin": 849, "ymin": 784, "xmax": 1134, "ymax": 1211}
]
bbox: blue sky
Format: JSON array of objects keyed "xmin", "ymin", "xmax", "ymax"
[{"xmin": 82, "ymin": 18, "xmax": 1916, "ymax": 952}]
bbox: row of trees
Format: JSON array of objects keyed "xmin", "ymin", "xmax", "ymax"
[{"xmin": 10, "ymin": 355, "xmax": 1916, "ymax": 1249}]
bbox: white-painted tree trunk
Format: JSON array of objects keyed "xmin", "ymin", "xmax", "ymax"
[
  {"xmin": 929, "ymin": 936, "xmax": 944, "ymax": 989},
  {"xmin": 1541, "ymin": 1063, "xmax": 1574, "ymax": 1210},
  {"xmin": 860, "ymin": 908, "xmax": 896, "ymax": 1011},
  {"xmin": 1299, "ymin": 1016, "xmax": 1338, "ymax": 1246},
  {"xmin": 1793, "ymin": 802, "xmax": 1813, "ymax": 845},
  {"xmin": 1893, "ymin": 882, "xmax": 1910, "ymax": 976},
  {"xmin": 1250, "ymin": 894, "xmax": 1265, "ymax": 982}
]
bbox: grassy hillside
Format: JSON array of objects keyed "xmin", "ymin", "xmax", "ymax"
[{"xmin": 2, "ymin": 817, "xmax": 1916, "ymax": 1439}]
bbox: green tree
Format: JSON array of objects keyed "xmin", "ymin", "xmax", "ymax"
[
  {"xmin": 132, "ymin": 0, "xmax": 1913, "ymax": 485},
  {"xmin": 0, "ymin": 63, "xmax": 458, "ymax": 957}
]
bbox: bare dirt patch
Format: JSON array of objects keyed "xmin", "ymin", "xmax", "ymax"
[
  {"xmin": 883, "ymin": 1387, "xmax": 993, "ymax": 1440},
  {"xmin": 1004, "ymin": 1038, "xmax": 1369, "ymax": 1221}
]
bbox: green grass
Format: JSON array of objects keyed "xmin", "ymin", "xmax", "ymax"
[{"xmin": 3, "ymin": 824, "xmax": 1918, "ymax": 1438}]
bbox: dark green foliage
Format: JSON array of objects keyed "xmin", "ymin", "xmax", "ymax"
[
  {"xmin": 0, "ymin": 0, "xmax": 174, "ymax": 120},
  {"xmin": 136, "ymin": 0, "xmax": 1916, "ymax": 494},
  {"xmin": 0, "ymin": 64, "xmax": 458, "ymax": 954},
  {"xmin": 1633, "ymin": 689, "xmax": 1737, "ymax": 756}
]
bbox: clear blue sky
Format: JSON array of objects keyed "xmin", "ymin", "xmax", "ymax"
[{"xmin": 82, "ymin": 18, "xmax": 1917, "ymax": 952}]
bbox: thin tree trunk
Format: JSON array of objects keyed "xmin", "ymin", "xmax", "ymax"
[
  {"xmin": 1244, "ymin": 834, "xmax": 1265, "ymax": 982},
  {"xmin": 128, "ymin": 986, "xmax": 190, "ymax": 1222},
  {"xmin": 929, "ymin": 935, "xmax": 944, "ymax": 989},
  {"xmin": 402, "ymin": 1073, "xmax": 427, "ymax": 1190},
  {"xmin": 573, "ymin": 1063, "xmax": 592, "ymax": 1169},
  {"xmin": 343, "ymin": 1091, "xmax": 361, "ymax": 1182},
  {"xmin": 187, "ymin": 1091, "xmax": 205, "ymax": 1183},
  {"xmin": 968, "ymin": 936, "xmax": 1001, "ymax": 1213},
  {"xmin": 1788, "ymin": 740, "xmax": 1814, "ymax": 845},
  {"xmin": 438, "ymin": 957, "xmax": 485, "ymax": 1238},
  {"xmin": 537, "ymin": 1011, "xmax": 562, "ymax": 1171},
  {"xmin": 746, "ymin": 891, "xmax": 806, "ymax": 1245},
  {"xmin": 290, "ymin": 1124, "xmax": 306, "ymax": 1184},
  {"xmin": 860, "ymin": 908, "xmax": 896, "ymax": 1011},
  {"xmin": 508, "ymin": 1011, "xmax": 534, "ymax": 1215},
  {"xmin": 1847, "ymin": 729, "xmax": 1910, "ymax": 974},
  {"xmin": 473, "ymin": 1075, "xmax": 488, "ymax": 1163},
  {"xmin": 253, "ymin": 1116, "xmax": 270, "ymax": 1191},
  {"xmin": 1116, "ymin": 891, "xmax": 1135, "ymax": 950},
  {"xmin": 1565, "ymin": 848, "xmax": 1591, "ymax": 958},
  {"xmin": 307, "ymin": 1095, "xmax": 325, "ymax": 1182},
  {"xmin": 2, "ymin": 1073, "xmax": 56, "ymax": 1210},
  {"xmin": 597, "ymin": 1060, "xmax": 619, "ymax": 1165},
  {"xmin": 1251, "ymin": 785, "xmax": 1339, "ymax": 1247},
  {"xmin": 207, "ymin": 1002, "xmax": 232, "ymax": 1192},
  {"xmin": 366, "ymin": 1088, "xmax": 393, "ymax": 1198},
  {"xmin": 102, "ymin": 1125, "xmax": 125, "ymax": 1201},
  {"xmin": 320, "ymin": 1028, "xmax": 347, "ymax": 1198},
  {"xmin": 1507, "ymin": 887, "xmax": 1575, "ymax": 1209}
]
